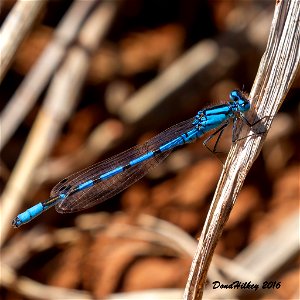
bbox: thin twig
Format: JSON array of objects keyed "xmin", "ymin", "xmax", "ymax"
[
  {"xmin": 0, "ymin": 0, "xmax": 98, "ymax": 151},
  {"xmin": 184, "ymin": 1, "xmax": 300, "ymax": 299},
  {"xmin": 0, "ymin": 0, "xmax": 46, "ymax": 82},
  {"xmin": 0, "ymin": 0, "xmax": 120, "ymax": 245}
]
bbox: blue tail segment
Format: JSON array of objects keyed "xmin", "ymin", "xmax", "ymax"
[
  {"xmin": 12, "ymin": 90, "xmax": 251, "ymax": 227},
  {"xmin": 12, "ymin": 203, "xmax": 44, "ymax": 227},
  {"xmin": 12, "ymin": 195, "xmax": 63, "ymax": 227}
]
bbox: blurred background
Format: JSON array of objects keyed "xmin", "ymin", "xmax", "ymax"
[{"xmin": 1, "ymin": 0, "xmax": 299, "ymax": 299}]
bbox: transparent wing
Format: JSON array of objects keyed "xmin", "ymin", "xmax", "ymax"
[{"xmin": 53, "ymin": 117, "xmax": 196, "ymax": 213}]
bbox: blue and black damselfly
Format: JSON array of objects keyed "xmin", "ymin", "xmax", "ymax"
[{"xmin": 12, "ymin": 90, "xmax": 262, "ymax": 227}]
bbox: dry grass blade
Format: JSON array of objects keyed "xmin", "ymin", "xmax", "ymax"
[
  {"xmin": 0, "ymin": 0, "xmax": 98, "ymax": 151},
  {"xmin": 184, "ymin": 1, "xmax": 300, "ymax": 299},
  {"xmin": 0, "ymin": 0, "xmax": 46, "ymax": 82},
  {"xmin": 0, "ymin": 0, "xmax": 120, "ymax": 246}
]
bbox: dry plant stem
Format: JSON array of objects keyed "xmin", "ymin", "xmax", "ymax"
[
  {"xmin": 184, "ymin": 1, "xmax": 300, "ymax": 299},
  {"xmin": 0, "ymin": 0, "xmax": 120, "ymax": 246},
  {"xmin": 0, "ymin": 0, "xmax": 98, "ymax": 151},
  {"xmin": 1, "ymin": 264, "xmax": 93, "ymax": 300},
  {"xmin": 0, "ymin": 0, "xmax": 46, "ymax": 82}
]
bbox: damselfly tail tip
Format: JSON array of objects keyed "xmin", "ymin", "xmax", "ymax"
[{"xmin": 12, "ymin": 217, "xmax": 21, "ymax": 228}]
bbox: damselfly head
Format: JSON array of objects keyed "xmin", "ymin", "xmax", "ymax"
[{"xmin": 230, "ymin": 89, "xmax": 250, "ymax": 112}]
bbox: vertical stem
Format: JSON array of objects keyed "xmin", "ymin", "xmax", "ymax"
[{"xmin": 184, "ymin": 1, "xmax": 300, "ymax": 299}]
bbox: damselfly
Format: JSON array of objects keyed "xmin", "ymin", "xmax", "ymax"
[{"xmin": 13, "ymin": 90, "xmax": 257, "ymax": 227}]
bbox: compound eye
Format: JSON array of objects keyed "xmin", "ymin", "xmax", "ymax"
[
  {"xmin": 230, "ymin": 90, "xmax": 240, "ymax": 102},
  {"xmin": 230, "ymin": 95, "xmax": 238, "ymax": 102}
]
